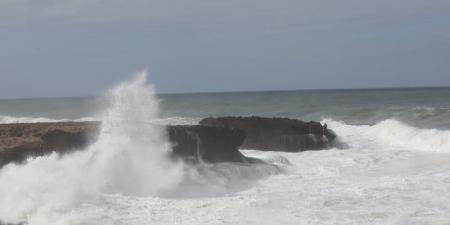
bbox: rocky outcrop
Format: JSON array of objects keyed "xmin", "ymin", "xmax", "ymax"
[
  {"xmin": 200, "ymin": 116, "xmax": 336, "ymax": 152},
  {"xmin": 167, "ymin": 125, "xmax": 249, "ymax": 163},
  {"xmin": 0, "ymin": 116, "xmax": 337, "ymax": 167},
  {"xmin": 0, "ymin": 122, "xmax": 250, "ymax": 167},
  {"xmin": 0, "ymin": 122, "xmax": 99, "ymax": 167}
]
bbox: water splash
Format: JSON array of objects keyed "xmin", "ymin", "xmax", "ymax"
[
  {"xmin": 324, "ymin": 118, "xmax": 450, "ymax": 153},
  {"xmin": 0, "ymin": 71, "xmax": 183, "ymax": 224}
]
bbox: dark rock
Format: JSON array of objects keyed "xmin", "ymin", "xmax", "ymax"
[
  {"xmin": 167, "ymin": 125, "xmax": 249, "ymax": 163},
  {"xmin": 200, "ymin": 116, "xmax": 336, "ymax": 152},
  {"xmin": 0, "ymin": 122, "xmax": 251, "ymax": 167},
  {"xmin": 0, "ymin": 117, "xmax": 336, "ymax": 167}
]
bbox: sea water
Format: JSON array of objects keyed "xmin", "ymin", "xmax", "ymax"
[{"xmin": 0, "ymin": 73, "xmax": 450, "ymax": 225}]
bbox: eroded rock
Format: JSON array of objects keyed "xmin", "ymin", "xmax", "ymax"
[
  {"xmin": 200, "ymin": 116, "xmax": 336, "ymax": 152},
  {"xmin": 0, "ymin": 122, "xmax": 249, "ymax": 167}
]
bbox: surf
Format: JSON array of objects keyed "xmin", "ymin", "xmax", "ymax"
[
  {"xmin": 325, "ymin": 118, "xmax": 450, "ymax": 153},
  {"xmin": 0, "ymin": 71, "xmax": 184, "ymax": 224}
]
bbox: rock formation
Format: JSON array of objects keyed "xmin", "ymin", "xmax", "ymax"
[
  {"xmin": 0, "ymin": 122, "xmax": 98, "ymax": 167},
  {"xmin": 167, "ymin": 125, "xmax": 248, "ymax": 163},
  {"xmin": 0, "ymin": 116, "xmax": 337, "ymax": 167},
  {"xmin": 0, "ymin": 122, "xmax": 249, "ymax": 167},
  {"xmin": 200, "ymin": 116, "xmax": 336, "ymax": 152}
]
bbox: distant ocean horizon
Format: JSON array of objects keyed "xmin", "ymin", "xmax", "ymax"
[
  {"xmin": 1, "ymin": 86, "xmax": 449, "ymax": 129},
  {"xmin": 2, "ymin": 85, "xmax": 450, "ymax": 100}
]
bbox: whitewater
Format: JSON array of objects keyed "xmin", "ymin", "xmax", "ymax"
[{"xmin": 1, "ymin": 73, "xmax": 450, "ymax": 225}]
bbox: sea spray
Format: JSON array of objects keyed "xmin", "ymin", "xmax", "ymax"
[
  {"xmin": 87, "ymin": 71, "xmax": 183, "ymax": 196},
  {"xmin": 366, "ymin": 119, "xmax": 450, "ymax": 153},
  {"xmin": 0, "ymin": 71, "xmax": 183, "ymax": 224},
  {"xmin": 324, "ymin": 118, "xmax": 450, "ymax": 153}
]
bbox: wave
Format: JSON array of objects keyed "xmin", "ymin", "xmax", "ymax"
[
  {"xmin": 151, "ymin": 116, "xmax": 201, "ymax": 125},
  {"xmin": 0, "ymin": 115, "xmax": 200, "ymax": 126},
  {"xmin": 0, "ymin": 115, "xmax": 98, "ymax": 124},
  {"xmin": 412, "ymin": 106, "xmax": 450, "ymax": 119},
  {"xmin": 166, "ymin": 161, "xmax": 285, "ymax": 198},
  {"xmin": 0, "ymin": 72, "xmax": 284, "ymax": 225},
  {"xmin": 324, "ymin": 118, "xmax": 450, "ymax": 153},
  {"xmin": 0, "ymin": 71, "xmax": 184, "ymax": 224}
]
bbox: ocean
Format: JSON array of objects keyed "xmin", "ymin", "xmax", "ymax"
[
  {"xmin": 2, "ymin": 87, "xmax": 450, "ymax": 129},
  {"xmin": 1, "ymin": 74, "xmax": 450, "ymax": 225}
]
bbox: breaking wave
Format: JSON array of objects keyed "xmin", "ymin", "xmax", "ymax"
[
  {"xmin": 0, "ymin": 71, "xmax": 286, "ymax": 225},
  {"xmin": 2, "ymin": 75, "xmax": 449, "ymax": 224},
  {"xmin": 0, "ymin": 71, "xmax": 184, "ymax": 224},
  {"xmin": 0, "ymin": 115, "xmax": 199, "ymax": 126},
  {"xmin": 0, "ymin": 115, "xmax": 97, "ymax": 124},
  {"xmin": 325, "ymin": 118, "xmax": 450, "ymax": 153}
]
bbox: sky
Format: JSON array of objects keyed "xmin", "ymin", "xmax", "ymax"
[{"xmin": 0, "ymin": 0, "xmax": 449, "ymax": 98}]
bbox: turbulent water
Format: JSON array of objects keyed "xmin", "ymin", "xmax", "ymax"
[{"xmin": 0, "ymin": 74, "xmax": 450, "ymax": 225}]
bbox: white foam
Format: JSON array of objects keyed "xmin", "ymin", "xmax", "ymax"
[
  {"xmin": 151, "ymin": 116, "xmax": 201, "ymax": 125},
  {"xmin": 2, "ymin": 86, "xmax": 450, "ymax": 224},
  {"xmin": 0, "ymin": 115, "xmax": 98, "ymax": 124},
  {"xmin": 324, "ymin": 118, "xmax": 450, "ymax": 153},
  {"xmin": 40, "ymin": 145, "xmax": 450, "ymax": 225},
  {"xmin": 0, "ymin": 115, "xmax": 199, "ymax": 126},
  {"xmin": 0, "ymin": 71, "xmax": 183, "ymax": 224}
]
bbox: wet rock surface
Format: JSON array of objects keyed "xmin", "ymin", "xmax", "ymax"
[
  {"xmin": 0, "ymin": 122, "xmax": 250, "ymax": 167},
  {"xmin": 200, "ymin": 116, "xmax": 336, "ymax": 152},
  {"xmin": 167, "ymin": 125, "xmax": 249, "ymax": 163},
  {"xmin": 0, "ymin": 117, "xmax": 336, "ymax": 167}
]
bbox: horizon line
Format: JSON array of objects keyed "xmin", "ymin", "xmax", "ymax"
[{"xmin": 1, "ymin": 85, "xmax": 449, "ymax": 100}]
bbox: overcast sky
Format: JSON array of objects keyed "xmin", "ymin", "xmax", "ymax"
[{"xmin": 1, "ymin": 0, "xmax": 449, "ymax": 98}]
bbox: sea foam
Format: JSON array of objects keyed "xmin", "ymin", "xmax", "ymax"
[
  {"xmin": 0, "ymin": 71, "xmax": 183, "ymax": 224},
  {"xmin": 0, "ymin": 115, "xmax": 97, "ymax": 124},
  {"xmin": 2, "ymin": 79, "xmax": 450, "ymax": 224},
  {"xmin": 323, "ymin": 118, "xmax": 450, "ymax": 154}
]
